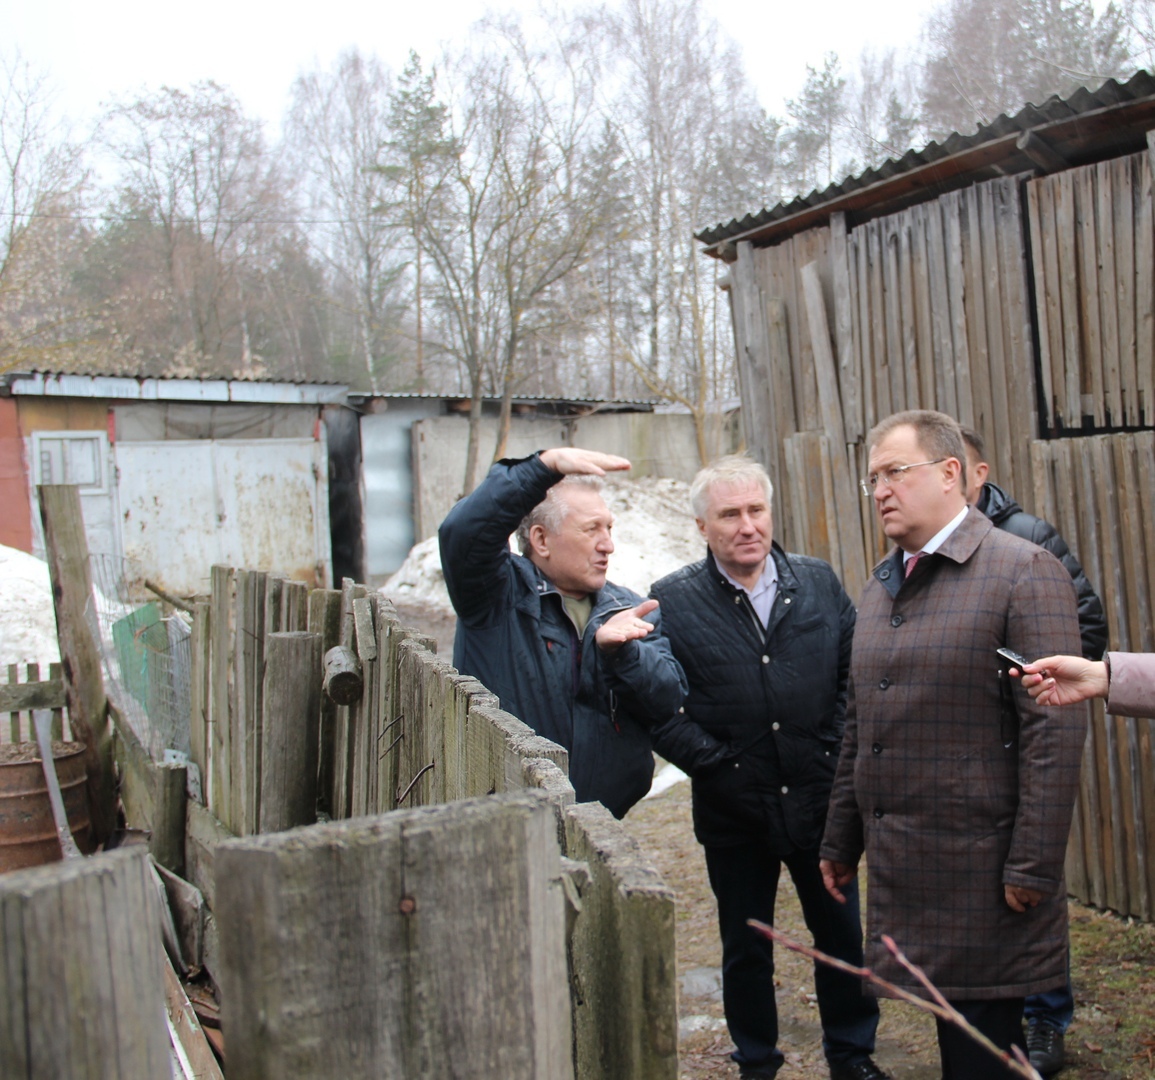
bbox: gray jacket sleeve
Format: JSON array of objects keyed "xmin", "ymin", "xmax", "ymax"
[{"xmin": 1106, "ymin": 651, "xmax": 1155, "ymax": 719}]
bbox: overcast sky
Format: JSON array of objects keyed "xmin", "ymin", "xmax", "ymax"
[{"xmin": 10, "ymin": 0, "xmax": 943, "ymax": 134}]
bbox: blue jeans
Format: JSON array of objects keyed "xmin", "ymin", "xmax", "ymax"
[
  {"xmin": 1024, "ymin": 950, "xmax": 1074, "ymax": 1032},
  {"xmin": 704, "ymin": 840, "xmax": 879, "ymax": 1072}
]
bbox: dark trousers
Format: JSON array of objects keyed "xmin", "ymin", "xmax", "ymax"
[
  {"xmin": 704, "ymin": 840, "xmax": 879, "ymax": 1071},
  {"xmin": 935, "ymin": 997, "xmax": 1026, "ymax": 1080},
  {"xmin": 1023, "ymin": 949, "xmax": 1074, "ymax": 1032}
]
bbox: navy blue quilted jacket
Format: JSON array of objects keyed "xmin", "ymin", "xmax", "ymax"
[{"xmin": 439, "ymin": 453, "xmax": 687, "ymax": 819}]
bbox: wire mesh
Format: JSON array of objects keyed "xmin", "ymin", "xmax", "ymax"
[{"xmin": 88, "ymin": 553, "xmax": 192, "ymax": 761}]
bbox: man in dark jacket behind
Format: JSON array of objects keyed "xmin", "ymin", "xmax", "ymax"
[
  {"xmin": 649, "ymin": 456, "xmax": 885, "ymax": 1080},
  {"xmin": 439, "ymin": 447, "xmax": 686, "ymax": 819},
  {"xmin": 963, "ymin": 427, "xmax": 1107, "ymax": 663},
  {"xmin": 962, "ymin": 425, "xmax": 1107, "ymax": 1076}
]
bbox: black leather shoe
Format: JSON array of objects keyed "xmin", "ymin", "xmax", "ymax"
[
  {"xmin": 1027, "ymin": 1021, "xmax": 1066, "ymax": 1076},
  {"xmin": 829, "ymin": 1058, "xmax": 893, "ymax": 1080}
]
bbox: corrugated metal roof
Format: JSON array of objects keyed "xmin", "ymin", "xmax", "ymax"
[
  {"xmin": 698, "ymin": 69, "xmax": 1155, "ymax": 255},
  {"xmin": 3, "ymin": 372, "xmax": 348, "ymax": 405}
]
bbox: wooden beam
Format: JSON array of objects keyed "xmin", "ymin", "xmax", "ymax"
[
  {"xmin": 38, "ymin": 484, "xmax": 114, "ymax": 844},
  {"xmin": 0, "ymin": 677, "xmax": 66, "ymax": 712},
  {"xmin": 1016, "ymin": 130, "xmax": 1068, "ymax": 173}
]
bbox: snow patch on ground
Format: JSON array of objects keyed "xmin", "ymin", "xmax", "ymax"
[
  {"xmin": 382, "ymin": 475, "xmax": 705, "ymax": 609},
  {"xmin": 0, "ymin": 545, "xmax": 60, "ymax": 667}
]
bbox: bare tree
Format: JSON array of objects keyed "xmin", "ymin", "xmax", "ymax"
[
  {"xmin": 97, "ymin": 82, "xmax": 294, "ymax": 375},
  {"xmin": 592, "ymin": 0, "xmax": 781, "ymax": 463},
  {"xmin": 921, "ymin": 0, "xmax": 1133, "ymax": 137},
  {"xmin": 286, "ymin": 50, "xmax": 406, "ymax": 390},
  {"xmin": 0, "ymin": 52, "xmax": 88, "ymax": 369},
  {"xmin": 404, "ymin": 22, "xmax": 612, "ymax": 493}
]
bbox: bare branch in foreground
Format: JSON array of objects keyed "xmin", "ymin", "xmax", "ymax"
[{"xmin": 747, "ymin": 919, "xmax": 1042, "ymax": 1080}]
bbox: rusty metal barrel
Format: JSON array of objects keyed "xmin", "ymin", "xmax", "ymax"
[{"xmin": 0, "ymin": 741, "xmax": 91, "ymax": 872}]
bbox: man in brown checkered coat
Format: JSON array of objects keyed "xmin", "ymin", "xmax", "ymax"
[{"xmin": 820, "ymin": 410, "xmax": 1085, "ymax": 1079}]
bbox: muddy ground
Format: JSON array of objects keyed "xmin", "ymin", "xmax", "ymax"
[{"xmin": 397, "ymin": 599, "xmax": 1155, "ymax": 1080}]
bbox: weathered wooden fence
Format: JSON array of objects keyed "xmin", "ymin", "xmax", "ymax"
[
  {"xmin": 1, "ymin": 847, "xmax": 170, "ymax": 1077},
  {"xmin": 728, "ymin": 139, "xmax": 1155, "ymax": 918},
  {"xmin": 0, "ymin": 663, "xmax": 66, "ymax": 743},
  {"xmin": 124, "ymin": 563, "xmax": 675, "ymax": 1079}
]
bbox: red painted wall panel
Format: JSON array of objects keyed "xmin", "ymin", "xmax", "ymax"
[{"xmin": 0, "ymin": 397, "xmax": 33, "ymax": 552}]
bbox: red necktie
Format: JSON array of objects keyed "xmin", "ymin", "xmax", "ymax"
[{"xmin": 905, "ymin": 552, "xmax": 923, "ymax": 578}]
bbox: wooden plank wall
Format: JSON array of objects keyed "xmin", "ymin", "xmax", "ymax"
[
  {"xmin": 730, "ymin": 165, "xmax": 1155, "ymax": 918},
  {"xmin": 732, "ymin": 174, "xmax": 1037, "ymax": 598},
  {"xmin": 1033, "ymin": 434, "xmax": 1155, "ymax": 920},
  {"xmin": 1027, "ymin": 148, "xmax": 1154, "ymax": 431}
]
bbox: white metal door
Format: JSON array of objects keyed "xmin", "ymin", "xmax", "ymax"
[{"xmin": 114, "ymin": 439, "xmax": 331, "ymax": 596}]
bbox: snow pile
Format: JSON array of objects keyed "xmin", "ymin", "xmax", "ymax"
[
  {"xmin": 382, "ymin": 475, "xmax": 705, "ymax": 609},
  {"xmin": 383, "ymin": 535, "xmax": 455, "ymax": 612},
  {"xmin": 0, "ymin": 545, "xmax": 60, "ymax": 666}
]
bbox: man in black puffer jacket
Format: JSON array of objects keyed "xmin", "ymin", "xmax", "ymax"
[
  {"xmin": 650, "ymin": 456, "xmax": 885, "ymax": 1080},
  {"xmin": 961, "ymin": 427, "xmax": 1107, "ymax": 1077}
]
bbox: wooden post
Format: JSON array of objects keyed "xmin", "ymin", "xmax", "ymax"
[
  {"xmin": 38, "ymin": 484, "xmax": 115, "ymax": 844},
  {"xmin": 189, "ymin": 600, "xmax": 211, "ymax": 796},
  {"xmin": 307, "ymin": 588, "xmax": 342, "ymax": 817},
  {"xmin": 215, "ymin": 792, "xmax": 572, "ymax": 1080},
  {"xmin": 259, "ymin": 631, "xmax": 323, "ymax": 834},
  {"xmin": 0, "ymin": 847, "xmax": 169, "ymax": 1077},
  {"xmin": 209, "ymin": 566, "xmax": 235, "ymax": 830},
  {"xmin": 235, "ymin": 569, "xmax": 267, "ymax": 836}
]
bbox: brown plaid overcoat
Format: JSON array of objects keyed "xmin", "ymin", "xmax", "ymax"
[{"xmin": 821, "ymin": 508, "xmax": 1085, "ymax": 999}]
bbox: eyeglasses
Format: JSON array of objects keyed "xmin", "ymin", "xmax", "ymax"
[{"xmin": 859, "ymin": 458, "xmax": 947, "ymax": 497}]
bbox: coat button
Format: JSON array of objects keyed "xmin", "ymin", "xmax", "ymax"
[
  {"xmin": 761, "ymin": 655, "xmax": 770, "ymax": 664},
  {"xmin": 891, "ymin": 615, "xmax": 903, "ymax": 627},
  {"xmin": 781, "ymin": 786, "xmax": 789, "ymax": 794},
  {"xmin": 783, "ymin": 597, "xmax": 791, "ymax": 604},
  {"xmin": 879, "ymin": 678, "xmax": 890, "ymax": 689},
  {"xmin": 678, "ymin": 706, "xmax": 685, "ymax": 714},
  {"xmin": 872, "ymin": 742, "xmax": 883, "ymax": 754},
  {"xmin": 734, "ymin": 596, "xmax": 742, "ymax": 604},
  {"xmin": 873, "ymin": 808, "xmax": 884, "ymax": 818},
  {"xmin": 772, "ymin": 722, "xmax": 780, "ymax": 731},
  {"xmin": 879, "ymin": 568, "xmax": 891, "ymax": 580}
]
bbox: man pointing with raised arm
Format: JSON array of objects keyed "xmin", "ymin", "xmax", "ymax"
[{"xmin": 439, "ymin": 448, "xmax": 687, "ymax": 819}]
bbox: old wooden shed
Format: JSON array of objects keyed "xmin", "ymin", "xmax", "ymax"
[{"xmin": 700, "ymin": 70, "xmax": 1155, "ymax": 919}]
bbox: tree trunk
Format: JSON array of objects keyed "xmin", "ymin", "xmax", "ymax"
[{"xmin": 462, "ymin": 389, "xmax": 484, "ymax": 497}]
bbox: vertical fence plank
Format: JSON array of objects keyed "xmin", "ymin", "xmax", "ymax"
[
  {"xmin": 189, "ymin": 601, "xmax": 211, "ymax": 795},
  {"xmin": 831, "ymin": 213, "xmax": 862, "ymax": 444},
  {"xmin": 0, "ymin": 848, "xmax": 169, "ymax": 1078},
  {"xmin": 1097, "ymin": 161, "xmax": 1123, "ymax": 425},
  {"xmin": 1077, "ymin": 167, "xmax": 1106, "ymax": 426},
  {"xmin": 210, "ymin": 565, "xmax": 235, "ymax": 830},
  {"xmin": 216, "ymin": 795, "xmax": 573, "ymax": 1080},
  {"xmin": 1136, "ymin": 151, "xmax": 1154, "ymax": 423},
  {"xmin": 1114, "ymin": 156, "xmax": 1138, "ymax": 425},
  {"xmin": 1026, "ymin": 177, "xmax": 1057, "ymax": 428},
  {"xmin": 1055, "ymin": 171, "xmax": 1084, "ymax": 430},
  {"xmin": 308, "ymin": 587, "xmax": 343, "ymax": 817},
  {"xmin": 235, "ymin": 570, "xmax": 267, "ymax": 836},
  {"xmin": 260, "ymin": 632, "xmax": 322, "ymax": 834}
]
